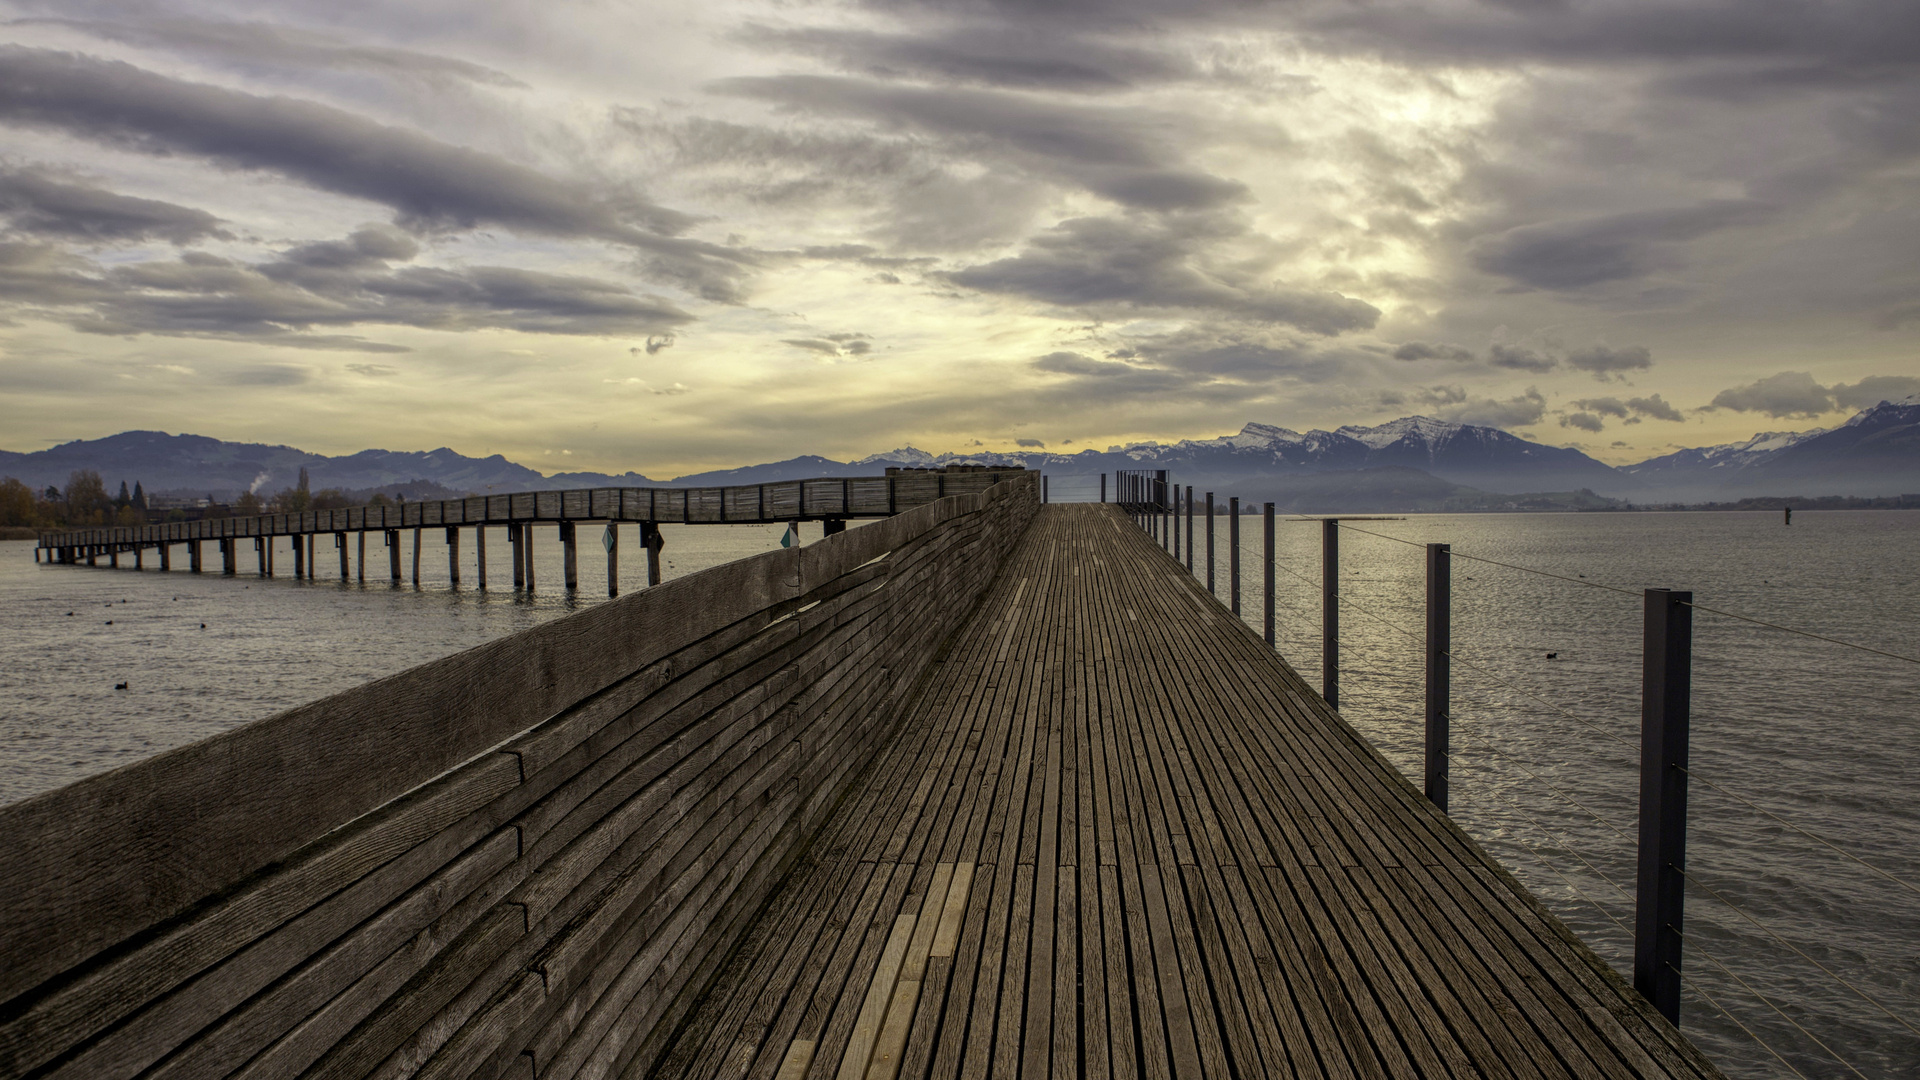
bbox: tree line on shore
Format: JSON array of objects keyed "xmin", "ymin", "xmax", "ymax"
[{"xmin": 0, "ymin": 468, "xmax": 390, "ymax": 529}]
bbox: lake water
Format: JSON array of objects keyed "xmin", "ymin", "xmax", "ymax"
[{"xmin": 2, "ymin": 509, "xmax": 1914, "ymax": 1078}]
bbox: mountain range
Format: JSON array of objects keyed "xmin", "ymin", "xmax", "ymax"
[{"xmin": 3, "ymin": 398, "xmax": 1916, "ymax": 511}]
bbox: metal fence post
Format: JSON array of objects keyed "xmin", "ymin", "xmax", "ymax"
[
  {"xmin": 1635, "ymin": 588, "xmax": 1693, "ymax": 1026},
  {"xmin": 1426, "ymin": 543, "xmax": 1451, "ymax": 811},
  {"xmin": 1263, "ymin": 503, "xmax": 1275, "ymax": 647},
  {"xmin": 1101, "ymin": 473, "xmax": 1107, "ymax": 503},
  {"xmin": 1185, "ymin": 486, "xmax": 1194, "ymax": 574},
  {"xmin": 1229, "ymin": 496, "xmax": 1241, "ymax": 615},
  {"xmin": 1206, "ymin": 492, "xmax": 1216, "ymax": 594},
  {"xmin": 1322, "ymin": 518, "xmax": 1339, "ymax": 708},
  {"xmin": 1172, "ymin": 488, "xmax": 1180, "ymax": 560}
]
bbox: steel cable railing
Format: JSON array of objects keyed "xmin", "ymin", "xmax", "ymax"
[{"xmin": 1125, "ymin": 499, "xmax": 1917, "ymax": 1076}]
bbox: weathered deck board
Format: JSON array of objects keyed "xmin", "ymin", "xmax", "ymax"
[{"xmin": 654, "ymin": 505, "xmax": 1726, "ymax": 1080}]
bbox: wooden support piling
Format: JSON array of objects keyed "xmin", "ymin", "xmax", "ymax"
[
  {"xmin": 335, "ymin": 532, "xmax": 348, "ymax": 580},
  {"xmin": 561, "ymin": 521, "xmax": 578, "ymax": 591},
  {"xmin": 525, "ymin": 524, "xmax": 536, "ymax": 591},
  {"xmin": 160, "ymin": 543, "xmax": 171, "ymax": 572},
  {"xmin": 510, "ymin": 524, "xmax": 524, "ymax": 588},
  {"xmin": 1321, "ymin": 518, "xmax": 1338, "ymax": 708},
  {"xmin": 307, "ymin": 534, "xmax": 316, "ymax": 579},
  {"xmin": 290, "ymin": 537, "xmax": 301, "ymax": 579},
  {"xmin": 1425, "ymin": 543, "xmax": 1450, "ymax": 811},
  {"xmin": 1635, "ymin": 587, "xmax": 1693, "ymax": 1025},
  {"xmin": 447, "ymin": 527, "xmax": 460, "ymax": 586},
  {"xmin": 411, "ymin": 527, "xmax": 421, "ymax": 586},
  {"xmin": 605, "ymin": 522, "xmax": 618, "ymax": 598},
  {"xmin": 357, "ymin": 531, "xmax": 365, "ymax": 582},
  {"xmin": 476, "ymin": 525, "xmax": 487, "ymax": 589},
  {"xmin": 643, "ymin": 521, "xmax": 663, "ymax": 586}
]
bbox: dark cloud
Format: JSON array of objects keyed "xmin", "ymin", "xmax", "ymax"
[
  {"xmin": 1015, "ymin": 437, "xmax": 1046, "ymax": 447},
  {"xmin": 1488, "ymin": 343, "xmax": 1556, "ymax": 372},
  {"xmin": 1830, "ymin": 374, "xmax": 1920, "ymax": 408},
  {"xmin": 1565, "ymin": 343, "xmax": 1653, "ymax": 378},
  {"xmin": 0, "ymin": 232, "xmax": 692, "ymax": 348},
  {"xmin": 1570, "ymin": 396, "xmax": 1631, "ymax": 419},
  {"xmin": 16, "ymin": 17, "xmax": 529, "ymax": 88},
  {"xmin": 1626, "ymin": 392, "xmax": 1685, "ymax": 421},
  {"xmin": 227, "ymin": 363, "xmax": 310, "ymax": 386},
  {"xmin": 1469, "ymin": 201, "xmax": 1768, "ymax": 290},
  {"xmin": 782, "ymin": 332, "xmax": 873, "ymax": 357},
  {"xmin": 0, "ymin": 166, "xmax": 229, "ymax": 244},
  {"xmin": 0, "ymin": 46, "xmax": 756, "ymax": 300},
  {"xmin": 738, "ymin": 23, "xmax": 1192, "ymax": 92},
  {"xmin": 640, "ymin": 333, "xmax": 675, "ymax": 355},
  {"xmin": 711, "ymin": 74, "xmax": 1246, "ymax": 212},
  {"xmin": 1561, "ymin": 411, "xmax": 1604, "ymax": 432},
  {"xmin": 1423, "ymin": 386, "xmax": 1548, "ymax": 428},
  {"xmin": 948, "ymin": 213, "xmax": 1378, "ymax": 333},
  {"xmin": 1707, "ymin": 370, "xmax": 1833, "ymax": 418},
  {"xmin": 1392, "ymin": 340, "xmax": 1475, "ymax": 362},
  {"xmin": 345, "ymin": 362, "xmax": 398, "ymax": 376}
]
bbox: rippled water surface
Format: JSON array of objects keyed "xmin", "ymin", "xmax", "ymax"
[{"xmin": 3, "ymin": 509, "xmax": 1915, "ymax": 1077}]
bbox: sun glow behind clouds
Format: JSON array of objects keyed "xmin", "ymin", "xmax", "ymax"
[{"xmin": 0, "ymin": 1, "xmax": 1914, "ymax": 471}]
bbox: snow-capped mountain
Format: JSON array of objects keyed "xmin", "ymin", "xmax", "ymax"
[
  {"xmin": 1624, "ymin": 396, "xmax": 1920, "ymax": 499},
  {"xmin": 6, "ymin": 400, "xmax": 1915, "ymax": 509}
]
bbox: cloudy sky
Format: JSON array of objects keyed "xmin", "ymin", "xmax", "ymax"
[{"xmin": 1, "ymin": 0, "xmax": 1916, "ymax": 474}]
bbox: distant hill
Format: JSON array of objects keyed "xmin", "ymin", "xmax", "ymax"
[{"xmin": 4, "ymin": 401, "xmax": 1915, "ymax": 509}]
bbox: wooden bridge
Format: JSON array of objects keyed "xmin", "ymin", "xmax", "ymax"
[
  {"xmin": 30, "ymin": 467, "xmax": 1026, "ymax": 592},
  {"xmin": 0, "ymin": 477, "xmax": 1725, "ymax": 1079}
]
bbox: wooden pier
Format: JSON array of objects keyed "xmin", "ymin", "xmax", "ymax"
[
  {"xmin": 0, "ymin": 482, "xmax": 1725, "ymax": 1080},
  {"xmin": 30, "ymin": 468, "xmax": 1025, "ymax": 593}
]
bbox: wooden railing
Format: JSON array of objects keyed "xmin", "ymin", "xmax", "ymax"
[{"xmin": 0, "ymin": 473, "xmax": 1038, "ymax": 1080}]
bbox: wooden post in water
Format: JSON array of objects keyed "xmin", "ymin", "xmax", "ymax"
[
  {"xmin": 525, "ymin": 525, "xmax": 537, "ymax": 592},
  {"xmin": 307, "ymin": 534, "xmax": 316, "ymax": 579},
  {"xmin": 1263, "ymin": 503, "xmax": 1275, "ymax": 648},
  {"xmin": 1321, "ymin": 518, "xmax": 1338, "ymax": 708},
  {"xmin": 1229, "ymin": 497, "xmax": 1241, "ymax": 616},
  {"xmin": 357, "ymin": 532, "xmax": 366, "ymax": 582},
  {"xmin": 224, "ymin": 538, "xmax": 238, "ymax": 575},
  {"xmin": 646, "ymin": 522, "xmax": 665, "ymax": 585},
  {"xmin": 605, "ymin": 523, "xmax": 618, "ymax": 598},
  {"xmin": 1635, "ymin": 587, "xmax": 1693, "ymax": 1026},
  {"xmin": 387, "ymin": 530, "xmax": 401, "ymax": 583},
  {"xmin": 1205, "ymin": 492, "xmax": 1215, "ymax": 595},
  {"xmin": 510, "ymin": 525, "xmax": 523, "ymax": 588},
  {"xmin": 290, "ymin": 536, "xmax": 301, "ymax": 578},
  {"xmin": 411, "ymin": 527, "xmax": 422, "ymax": 586},
  {"xmin": 561, "ymin": 521, "xmax": 578, "ymax": 591},
  {"xmin": 447, "ymin": 527, "xmax": 460, "ymax": 586},
  {"xmin": 476, "ymin": 526, "xmax": 487, "ymax": 589},
  {"xmin": 160, "ymin": 543, "xmax": 171, "ymax": 572},
  {"xmin": 261, "ymin": 536, "xmax": 270, "ymax": 576},
  {"xmin": 134, "ymin": 546, "xmax": 143, "ymax": 570},
  {"xmin": 1425, "ymin": 543, "xmax": 1450, "ymax": 812},
  {"xmin": 110, "ymin": 546, "xmax": 118, "ymax": 568}
]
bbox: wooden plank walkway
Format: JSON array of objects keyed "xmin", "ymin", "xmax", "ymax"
[{"xmin": 649, "ymin": 504, "xmax": 1726, "ymax": 1080}]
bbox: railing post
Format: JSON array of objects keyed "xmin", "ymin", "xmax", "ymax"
[
  {"xmin": 1322, "ymin": 518, "xmax": 1339, "ymax": 708},
  {"xmin": 1172, "ymin": 488, "xmax": 1180, "ymax": 560},
  {"xmin": 1043, "ymin": 474, "xmax": 1049, "ymax": 503},
  {"xmin": 1205, "ymin": 492, "xmax": 1216, "ymax": 594},
  {"xmin": 1635, "ymin": 587, "xmax": 1693, "ymax": 1026},
  {"xmin": 1263, "ymin": 503, "xmax": 1275, "ymax": 647},
  {"xmin": 1425, "ymin": 543, "xmax": 1450, "ymax": 811},
  {"xmin": 1229, "ymin": 496, "xmax": 1241, "ymax": 616},
  {"xmin": 1184, "ymin": 486, "xmax": 1194, "ymax": 573},
  {"xmin": 1101, "ymin": 473, "xmax": 1107, "ymax": 503}
]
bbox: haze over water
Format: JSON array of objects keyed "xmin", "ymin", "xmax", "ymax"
[{"xmin": 2, "ymin": 508, "xmax": 1914, "ymax": 1078}]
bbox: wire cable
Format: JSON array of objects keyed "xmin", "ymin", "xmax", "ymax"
[
  {"xmin": 1679, "ymin": 962, "xmax": 1811, "ymax": 1080},
  {"xmin": 1681, "ymin": 938, "xmax": 1868, "ymax": 1080},
  {"xmin": 1675, "ymin": 865, "xmax": 1920, "ymax": 1039},
  {"xmin": 1677, "ymin": 765, "xmax": 1920, "ymax": 900},
  {"xmin": 1683, "ymin": 601, "xmax": 1920, "ymax": 666},
  {"xmin": 1331, "ymin": 521, "xmax": 1918, "ymax": 664}
]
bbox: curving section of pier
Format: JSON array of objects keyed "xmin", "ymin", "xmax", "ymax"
[{"xmin": 0, "ymin": 486, "xmax": 1727, "ymax": 1079}]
